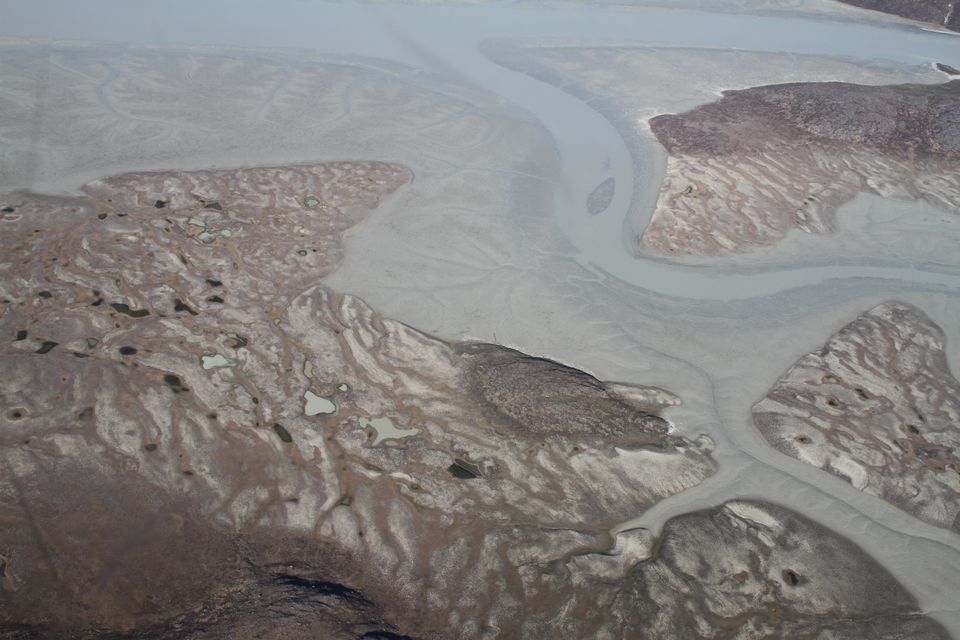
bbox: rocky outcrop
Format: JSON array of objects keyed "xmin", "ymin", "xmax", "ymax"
[
  {"xmin": 620, "ymin": 500, "xmax": 948, "ymax": 639},
  {"xmin": 753, "ymin": 302, "xmax": 960, "ymax": 532},
  {"xmin": 937, "ymin": 62, "xmax": 960, "ymax": 76},
  {"xmin": 0, "ymin": 162, "xmax": 413, "ymax": 638},
  {"xmin": 0, "ymin": 163, "xmax": 715, "ymax": 638},
  {"xmin": 647, "ymin": 80, "xmax": 960, "ymax": 255},
  {"xmin": 487, "ymin": 499, "xmax": 949, "ymax": 638},
  {"xmin": 837, "ymin": 0, "xmax": 960, "ymax": 31}
]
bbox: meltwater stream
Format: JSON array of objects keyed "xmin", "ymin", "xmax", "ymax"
[{"xmin": 4, "ymin": 0, "xmax": 960, "ymax": 632}]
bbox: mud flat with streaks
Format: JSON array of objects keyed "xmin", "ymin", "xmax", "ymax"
[
  {"xmin": 0, "ymin": 40, "xmax": 555, "ymax": 224},
  {"xmin": 753, "ymin": 302, "xmax": 960, "ymax": 533}
]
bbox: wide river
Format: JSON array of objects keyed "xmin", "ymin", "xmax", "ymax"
[{"xmin": 4, "ymin": 0, "xmax": 960, "ymax": 633}]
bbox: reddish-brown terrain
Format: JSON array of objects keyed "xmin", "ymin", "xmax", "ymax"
[{"xmin": 646, "ymin": 80, "xmax": 960, "ymax": 255}]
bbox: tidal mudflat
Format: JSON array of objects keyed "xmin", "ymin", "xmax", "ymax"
[{"xmin": 2, "ymin": 1, "xmax": 960, "ymax": 637}]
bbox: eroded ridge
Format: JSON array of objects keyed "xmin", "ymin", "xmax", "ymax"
[
  {"xmin": 647, "ymin": 80, "xmax": 960, "ymax": 255},
  {"xmin": 0, "ymin": 163, "xmax": 719, "ymax": 637},
  {"xmin": 753, "ymin": 302, "xmax": 960, "ymax": 533}
]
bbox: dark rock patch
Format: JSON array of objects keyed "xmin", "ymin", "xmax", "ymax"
[
  {"xmin": 273, "ymin": 423, "xmax": 293, "ymax": 443},
  {"xmin": 448, "ymin": 458, "xmax": 481, "ymax": 479},
  {"xmin": 110, "ymin": 303, "xmax": 150, "ymax": 318},
  {"xmin": 35, "ymin": 341, "xmax": 57, "ymax": 354}
]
